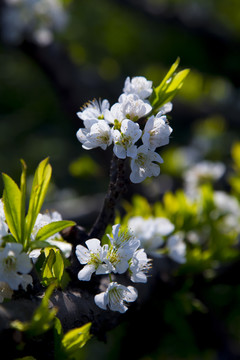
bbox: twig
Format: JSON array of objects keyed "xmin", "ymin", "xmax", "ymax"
[{"xmin": 88, "ymin": 154, "xmax": 127, "ymax": 240}]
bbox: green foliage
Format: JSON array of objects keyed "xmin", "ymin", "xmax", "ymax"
[
  {"xmin": 41, "ymin": 247, "xmax": 68, "ymax": 288},
  {"xmin": 229, "ymin": 142, "xmax": 240, "ymax": 197},
  {"xmin": 149, "ymin": 57, "xmax": 190, "ymax": 114},
  {"xmin": 1, "ymin": 158, "xmax": 75, "ymax": 251},
  {"xmin": 25, "ymin": 158, "xmax": 52, "ymax": 248},
  {"xmin": 11, "ymin": 283, "xmax": 58, "ymax": 337},
  {"xmin": 54, "ymin": 319, "xmax": 92, "ymax": 360}
]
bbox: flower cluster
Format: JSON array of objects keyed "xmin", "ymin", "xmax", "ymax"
[
  {"xmin": 0, "ymin": 198, "xmax": 70, "ymax": 302},
  {"xmin": 0, "ymin": 200, "xmax": 33, "ymax": 297},
  {"xmin": 128, "ymin": 216, "xmax": 186, "ymax": 264},
  {"xmin": 76, "ymin": 224, "xmax": 151, "ymax": 313},
  {"xmin": 76, "ymin": 76, "xmax": 173, "ymax": 183}
]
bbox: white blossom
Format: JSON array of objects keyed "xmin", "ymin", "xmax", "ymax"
[
  {"xmin": 77, "ymin": 121, "xmax": 112, "ymax": 151},
  {"xmin": 128, "ymin": 216, "xmax": 175, "ymax": 255},
  {"xmin": 123, "ymin": 76, "xmax": 153, "ymax": 99},
  {"xmin": 184, "ymin": 161, "xmax": 226, "ymax": 198},
  {"xmin": 118, "ymin": 94, "xmax": 152, "ymax": 121},
  {"xmin": 77, "ymin": 99, "xmax": 110, "ymax": 129},
  {"xmin": 142, "ymin": 114, "xmax": 172, "ymax": 151},
  {"xmin": 166, "ymin": 234, "xmax": 186, "ymax": 264},
  {"xmin": 130, "ymin": 145, "xmax": 164, "ymax": 183},
  {"xmin": 103, "ymin": 102, "xmax": 125, "ymax": 128},
  {"xmin": 106, "ymin": 224, "xmax": 140, "ymax": 274},
  {"xmin": 157, "ymin": 102, "xmax": 173, "ymax": 116},
  {"xmin": 113, "ymin": 119, "xmax": 142, "ymax": 159},
  {"xmin": 129, "ymin": 248, "xmax": 151, "ymax": 283},
  {"xmin": 0, "ymin": 243, "xmax": 32, "ymax": 290},
  {"xmin": 76, "ymin": 239, "xmax": 109, "ymax": 281},
  {"xmin": 94, "ymin": 281, "xmax": 138, "ymax": 313}
]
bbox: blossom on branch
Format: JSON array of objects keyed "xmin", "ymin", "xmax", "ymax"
[
  {"xmin": 123, "ymin": 76, "xmax": 153, "ymax": 99},
  {"xmin": 0, "ymin": 243, "xmax": 32, "ymax": 290},
  {"xmin": 76, "ymin": 239, "xmax": 110, "ymax": 281},
  {"xmin": 94, "ymin": 281, "xmax": 138, "ymax": 313},
  {"xmin": 112, "ymin": 119, "xmax": 142, "ymax": 159},
  {"xmin": 130, "ymin": 145, "xmax": 164, "ymax": 183}
]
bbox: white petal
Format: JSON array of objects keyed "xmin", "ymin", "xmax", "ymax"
[
  {"xmin": 85, "ymin": 238, "xmax": 101, "ymax": 252},
  {"xmin": 94, "ymin": 291, "xmax": 108, "ymax": 310},
  {"xmin": 125, "ymin": 286, "xmax": 138, "ymax": 302},
  {"xmin": 17, "ymin": 253, "xmax": 32, "ymax": 274},
  {"xmin": 78, "ymin": 264, "xmax": 95, "ymax": 281},
  {"xmin": 75, "ymin": 245, "xmax": 90, "ymax": 264}
]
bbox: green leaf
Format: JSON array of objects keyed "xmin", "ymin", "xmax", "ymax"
[
  {"xmin": 11, "ymin": 283, "xmax": 57, "ymax": 337},
  {"xmin": 61, "ymin": 323, "xmax": 92, "ymax": 359},
  {"xmin": 35, "ymin": 220, "xmax": 76, "ymax": 243},
  {"xmin": 150, "ymin": 58, "xmax": 190, "ymax": 113},
  {"xmin": 41, "ymin": 247, "xmax": 65, "ymax": 287},
  {"xmin": 25, "ymin": 158, "xmax": 52, "ymax": 245},
  {"xmin": 2, "ymin": 173, "xmax": 22, "ymax": 243},
  {"xmin": 20, "ymin": 159, "xmax": 27, "ymax": 247}
]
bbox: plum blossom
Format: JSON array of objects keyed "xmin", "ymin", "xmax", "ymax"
[
  {"xmin": 118, "ymin": 94, "xmax": 152, "ymax": 121},
  {"xmin": 94, "ymin": 282, "xmax": 138, "ymax": 313},
  {"xmin": 166, "ymin": 233, "xmax": 186, "ymax": 264},
  {"xmin": 76, "ymin": 75, "xmax": 173, "ymax": 185},
  {"xmin": 76, "ymin": 239, "xmax": 109, "ymax": 281},
  {"xmin": 130, "ymin": 145, "xmax": 164, "ymax": 183},
  {"xmin": 77, "ymin": 121, "xmax": 112, "ymax": 151},
  {"xmin": 142, "ymin": 114, "xmax": 173, "ymax": 151},
  {"xmin": 104, "ymin": 102, "xmax": 125, "ymax": 128},
  {"xmin": 129, "ymin": 248, "xmax": 151, "ymax": 283},
  {"xmin": 106, "ymin": 224, "xmax": 140, "ymax": 274},
  {"xmin": 113, "ymin": 119, "xmax": 142, "ymax": 159},
  {"xmin": 184, "ymin": 161, "xmax": 226, "ymax": 198},
  {"xmin": 0, "ymin": 243, "xmax": 32, "ymax": 290},
  {"xmin": 123, "ymin": 76, "xmax": 153, "ymax": 99},
  {"xmin": 77, "ymin": 99, "xmax": 110, "ymax": 129},
  {"xmin": 128, "ymin": 216, "xmax": 175, "ymax": 255}
]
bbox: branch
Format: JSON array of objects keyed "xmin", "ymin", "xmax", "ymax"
[{"xmin": 88, "ymin": 155, "xmax": 128, "ymax": 240}]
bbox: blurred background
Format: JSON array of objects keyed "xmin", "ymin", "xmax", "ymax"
[{"xmin": 0, "ymin": 0, "xmax": 240, "ymax": 358}]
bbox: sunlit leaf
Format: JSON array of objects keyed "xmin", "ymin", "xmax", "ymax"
[
  {"xmin": 11, "ymin": 283, "xmax": 57, "ymax": 336},
  {"xmin": 61, "ymin": 322, "xmax": 92, "ymax": 360},
  {"xmin": 25, "ymin": 158, "xmax": 52, "ymax": 246},
  {"xmin": 150, "ymin": 57, "xmax": 190, "ymax": 113},
  {"xmin": 41, "ymin": 247, "xmax": 65, "ymax": 287},
  {"xmin": 35, "ymin": 220, "xmax": 76, "ymax": 243},
  {"xmin": 2, "ymin": 173, "xmax": 22, "ymax": 243}
]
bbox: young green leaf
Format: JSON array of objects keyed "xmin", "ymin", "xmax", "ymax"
[
  {"xmin": 41, "ymin": 247, "xmax": 65, "ymax": 287},
  {"xmin": 150, "ymin": 57, "xmax": 190, "ymax": 114},
  {"xmin": 34, "ymin": 220, "xmax": 76, "ymax": 243},
  {"xmin": 61, "ymin": 323, "xmax": 92, "ymax": 359},
  {"xmin": 25, "ymin": 158, "xmax": 52, "ymax": 245},
  {"xmin": 20, "ymin": 159, "xmax": 27, "ymax": 248},
  {"xmin": 2, "ymin": 173, "xmax": 22, "ymax": 243},
  {"xmin": 11, "ymin": 282, "xmax": 57, "ymax": 337}
]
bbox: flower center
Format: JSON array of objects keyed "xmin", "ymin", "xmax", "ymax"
[
  {"xmin": 4, "ymin": 252, "xmax": 16, "ymax": 271},
  {"xmin": 89, "ymin": 252, "xmax": 101, "ymax": 269}
]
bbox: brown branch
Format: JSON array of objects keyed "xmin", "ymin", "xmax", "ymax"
[{"xmin": 88, "ymin": 154, "xmax": 127, "ymax": 240}]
